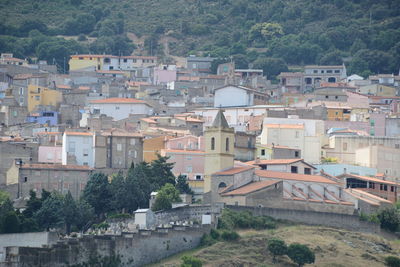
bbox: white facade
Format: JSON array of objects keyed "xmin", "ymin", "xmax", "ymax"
[
  {"xmin": 89, "ymin": 98, "xmax": 153, "ymax": 121},
  {"xmin": 214, "ymin": 85, "xmax": 254, "ymax": 107},
  {"xmin": 259, "ymin": 118, "xmax": 325, "ymax": 164},
  {"xmin": 62, "ymin": 132, "xmax": 95, "ymax": 167},
  {"xmin": 193, "ymin": 105, "xmax": 284, "ymax": 131}
]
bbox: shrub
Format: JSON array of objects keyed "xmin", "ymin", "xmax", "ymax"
[
  {"xmin": 221, "ymin": 230, "xmax": 239, "ymax": 241},
  {"xmin": 287, "ymin": 243, "xmax": 315, "ymax": 267},
  {"xmin": 200, "ymin": 234, "xmax": 215, "ymax": 246},
  {"xmin": 385, "ymin": 256, "xmax": 400, "ymax": 267},
  {"xmin": 378, "ymin": 208, "xmax": 400, "ymax": 232},
  {"xmin": 210, "ymin": 228, "xmax": 220, "ymax": 240},
  {"xmin": 217, "ymin": 209, "xmax": 277, "ymax": 230},
  {"xmin": 181, "ymin": 255, "xmax": 202, "ymax": 267},
  {"xmin": 267, "ymin": 238, "xmax": 287, "ymax": 262}
]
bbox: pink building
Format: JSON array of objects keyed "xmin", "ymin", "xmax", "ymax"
[
  {"xmin": 166, "ymin": 135, "xmax": 205, "ymax": 151},
  {"xmin": 154, "ymin": 67, "xmax": 177, "ymax": 85},
  {"xmin": 161, "ymin": 135, "xmax": 205, "ymax": 181},
  {"xmin": 38, "ymin": 146, "xmax": 62, "ymax": 163},
  {"xmin": 161, "ymin": 149, "xmax": 205, "ymax": 181}
]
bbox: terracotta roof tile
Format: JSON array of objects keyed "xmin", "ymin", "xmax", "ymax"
[
  {"xmin": 338, "ymin": 173, "xmax": 397, "ymax": 185},
  {"xmin": 246, "ymin": 158, "xmax": 303, "ymax": 165},
  {"xmin": 221, "ymin": 180, "xmax": 280, "ymax": 196},
  {"xmin": 214, "ymin": 166, "xmax": 255, "ymax": 176},
  {"xmin": 256, "ymin": 170, "xmax": 337, "ymax": 184}
]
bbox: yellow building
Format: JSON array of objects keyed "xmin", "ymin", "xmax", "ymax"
[
  {"xmin": 326, "ymin": 106, "xmax": 351, "ymax": 121},
  {"xmin": 27, "ymin": 85, "xmax": 62, "ymax": 112},
  {"xmin": 69, "ymin": 54, "xmax": 113, "ymax": 71},
  {"xmin": 359, "ymin": 84, "xmax": 396, "ymax": 97},
  {"xmin": 203, "ymin": 110, "xmax": 234, "ymax": 193}
]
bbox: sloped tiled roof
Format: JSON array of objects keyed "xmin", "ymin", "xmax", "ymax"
[
  {"xmin": 214, "ymin": 166, "xmax": 255, "ymax": 176},
  {"xmin": 221, "ymin": 180, "xmax": 280, "ymax": 196},
  {"xmin": 256, "ymin": 170, "xmax": 337, "ymax": 184}
]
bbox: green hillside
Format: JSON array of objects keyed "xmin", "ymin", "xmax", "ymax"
[{"xmin": 0, "ymin": 0, "xmax": 399, "ymax": 75}]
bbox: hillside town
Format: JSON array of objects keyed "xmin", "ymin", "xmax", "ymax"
[{"xmin": 0, "ymin": 51, "xmax": 400, "ymax": 266}]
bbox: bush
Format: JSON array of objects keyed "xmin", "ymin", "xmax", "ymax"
[
  {"xmin": 378, "ymin": 208, "xmax": 400, "ymax": 232},
  {"xmin": 210, "ymin": 228, "xmax": 220, "ymax": 240},
  {"xmin": 268, "ymin": 238, "xmax": 287, "ymax": 262},
  {"xmin": 200, "ymin": 234, "xmax": 216, "ymax": 246},
  {"xmin": 181, "ymin": 255, "xmax": 202, "ymax": 267},
  {"xmin": 287, "ymin": 243, "xmax": 315, "ymax": 267},
  {"xmin": 385, "ymin": 256, "xmax": 400, "ymax": 267},
  {"xmin": 221, "ymin": 230, "xmax": 240, "ymax": 241},
  {"xmin": 217, "ymin": 209, "xmax": 277, "ymax": 230}
]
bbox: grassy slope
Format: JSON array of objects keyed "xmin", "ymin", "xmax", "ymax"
[{"xmin": 148, "ymin": 225, "xmax": 400, "ymax": 267}]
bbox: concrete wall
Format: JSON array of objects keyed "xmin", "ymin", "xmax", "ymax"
[
  {"xmin": 2, "ymin": 225, "xmax": 211, "ymax": 267},
  {"xmin": 0, "ymin": 232, "xmax": 58, "ymax": 261},
  {"xmin": 226, "ymin": 205, "xmax": 387, "ymax": 236}
]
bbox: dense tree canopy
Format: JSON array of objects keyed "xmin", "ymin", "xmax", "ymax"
[{"xmin": 0, "ymin": 0, "xmax": 399, "ymax": 75}]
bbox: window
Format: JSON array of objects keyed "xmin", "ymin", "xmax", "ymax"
[
  {"xmin": 369, "ymin": 182, "xmax": 375, "ymax": 189},
  {"xmin": 83, "ymin": 162, "xmax": 88, "ymax": 166},
  {"xmin": 295, "ymin": 131, "xmax": 299, "ymax": 138},
  {"xmin": 343, "ymin": 142, "xmax": 347, "ymax": 151},
  {"xmin": 321, "ymin": 70, "xmax": 325, "ymax": 73},
  {"xmin": 380, "ymin": 184, "xmax": 383, "ymax": 190},
  {"xmin": 35, "ymin": 95, "xmax": 40, "ymax": 101},
  {"xmin": 211, "ymin": 137, "xmax": 215, "ymax": 150},
  {"xmin": 291, "ymin": 166, "xmax": 298, "ymax": 173},
  {"xmin": 83, "ymin": 149, "xmax": 89, "ymax": 157},
  {"xmin": 195, "ymin": 175, "xmax": 202, "ymax": 180},
  {"xmin": 134, "ymin": 150, "xmax": 137, "ymax": 158},
  {"xmin": 313, "ymin": 70, "xmax": 318, "ymax": 74},
  {"xmin": 395, "ymin": 144, "xmax": 400, "ymax": 149},
  {"xmin": 117, "ymin": 144, "xmax": 122, "ymax": 151},
  {"xmin": 384, "ymin": 185, "xmax": 388, "ymax": 191},
  {"xmin": 304, "ymin": 168, "xmax": 311, "ymax": 175},
  {"xmin": 123, "ymin": 59, "xmax": 127, "ymax": 63},
  {"xmin": 261, "ymin": 149, "xmax": 265, "ymax": 156},
  {"xmin": 115, "ymin": 106, "xmax": 120, "ymax": 110},
  {"xmin": 24, "ymin": 177, "xmax": 28, "ymax": 182},
  {"xmin": 325, "ymin": 95, "xmax": 329, "ymax": 99},
  {"xmin": 130, "ymin": 138, "xmax": 136, "ymax": 146},
  {"xmin": 335, "ymin": 96, "xmax": 338, "ymax": 100},
  {"xmin": 19, "ymin": 87, "xmax": 24, "ymax": 95},
  {"xmin": 334, "ymin": 70, "xmax": 340, "ymax": 73},
  {"xmin": 294, "ymin": 151, "xmax": 299, "ymax": 157},
  {"xmin": 391, "ymin": 186, "xmax": 395, "ymax": 192},
  {"xmin": 327, "ymin": 70, "xmax": 332, "ymax": 73},
  {"xmin": 225, "ymin": 138, "xmax": 229, "ymax": 151}
]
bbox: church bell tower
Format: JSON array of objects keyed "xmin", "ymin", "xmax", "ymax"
[{"xmin": 203, "ymin": 109, "xmax": 235, "ymax": 193}]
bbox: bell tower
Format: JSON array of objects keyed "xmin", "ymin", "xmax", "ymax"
[{"xmin": 203, "ymin": 109, "xmax": 234, "ymax": 193}]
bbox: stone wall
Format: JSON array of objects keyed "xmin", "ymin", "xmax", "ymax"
[
  {"xmin": 1, "ymin": 225, "xmax": 211, "ymax": 267},
  {"xmin": 0, "ymin": 232, "xmax": 58, "ymax": 261},
  {"xmin": 226, "ymin": 205, "xmax": 394, "ymax": 239},
  {"xmin": 154, "ymin": 204, "xmax": 223, "ymax": 226}
]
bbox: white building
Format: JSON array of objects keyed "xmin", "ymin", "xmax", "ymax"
[
  {"xmin": 88, "ymin": 97, "xmax": 153, "ymax": 121},
  {"xmin": 193, "ymin": 105, "xmax": 284, "ymax": 132},
  {"xmin": 62, "ymin": 132, "xmax": 95, "ymax": 167},
  {"xmin": 259, "ymin": 117, "xmax": 325, "ymax": 164},
  {"xmin": 213, "ymin": 85, "xmax": 267, "ymax": 108}
]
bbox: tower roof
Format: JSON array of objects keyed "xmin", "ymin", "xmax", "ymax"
[{"xmin": 212, "ymin": 109, "xmax": 229, "ymax": 128}]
